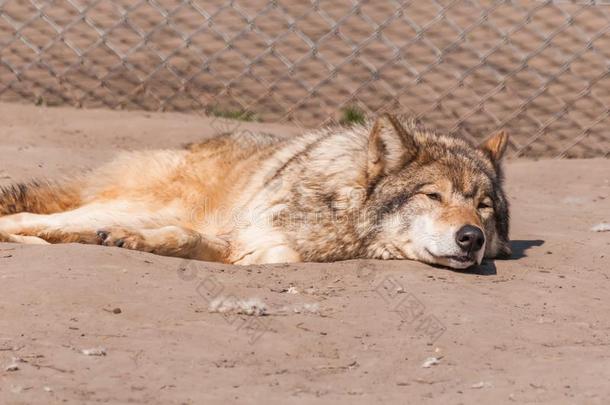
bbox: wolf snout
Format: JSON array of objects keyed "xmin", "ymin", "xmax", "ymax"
[{"xmin": 455, "ymin": 225, "xmax": 485, "ymax": 253}]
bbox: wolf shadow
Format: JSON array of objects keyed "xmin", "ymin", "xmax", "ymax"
[{"xmin": 453, "ymin": 239, "xmax": 545, "ymax": 276}]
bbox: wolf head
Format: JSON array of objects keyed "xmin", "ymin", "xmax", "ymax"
[{"xmin": 363, "ymin": 114, "xmax": 511, "ymax": 269}]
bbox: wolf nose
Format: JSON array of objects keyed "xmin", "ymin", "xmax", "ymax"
[{"xmin": 456, "ymin": 225, "xmax": 485, "ymax": 253}]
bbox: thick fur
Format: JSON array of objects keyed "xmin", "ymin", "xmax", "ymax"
[
  {"xmin": 0, "ymin": 115, "xmax": 511, "ymax": 268},
  {"xmin": 0, "ymin": 180, "xmax": 82, "ymax": 216}
]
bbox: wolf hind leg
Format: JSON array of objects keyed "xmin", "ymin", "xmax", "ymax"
[
  {"xmin": 0, "ymin": 231, "xmax": 50, "ymax": 245},
  {"xmin": 97, "ymin": 225, "xmax": 230, "ymax": 262},
  {"xmin": 0, "ymin": 203, "xmax": 231, "ymax": 261},
  {"xmin": 0, "ymin": 201, "xmax": 173, "ymax": 245}
]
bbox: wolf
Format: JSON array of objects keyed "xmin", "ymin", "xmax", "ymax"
[{"xmin": 0, "ymin": 114, "xmax": 511, "ymax": 269}]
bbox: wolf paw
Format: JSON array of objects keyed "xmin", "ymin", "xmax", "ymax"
[{"xmin": 96, "ymin": 228, "xmax": 146, "ymax": 250}]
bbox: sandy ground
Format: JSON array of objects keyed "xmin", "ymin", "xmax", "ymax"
[{"xmin": 0, "ymin": 103, "xmax": 609, "ymax": 404}]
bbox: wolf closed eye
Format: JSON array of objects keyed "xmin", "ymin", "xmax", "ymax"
[{"xmin": 424, "ymin": 193, "xmax": 442, "ymax": 202}]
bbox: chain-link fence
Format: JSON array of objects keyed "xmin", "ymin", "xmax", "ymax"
[{"xmin": 1, "ymin": 0, "xmax": 609, "ymax": 158}]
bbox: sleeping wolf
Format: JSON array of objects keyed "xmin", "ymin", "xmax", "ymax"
[{"xmin": 0, "ymin": 114, "xmax": 511, "ymax": 269}]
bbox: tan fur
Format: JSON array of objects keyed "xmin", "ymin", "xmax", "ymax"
[
  {"xmin": 0, "ymin": 181, "xmax": 83, "ymax": 216},
  {"xmin": 0, "ymin": 116, "xmax": 510, "ymax": 269},
  {"xmin": 0, "ymin": 231, "xmax": 49, "ymax": 244}
]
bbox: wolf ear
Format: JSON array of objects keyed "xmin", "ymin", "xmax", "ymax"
[
  {"xmin": 367, "ymin": 114, "xmax": 418, "ymax": 179},
  {"xmin": 480, "ymin": 131, "xmax": 509, "ymax": 163}
]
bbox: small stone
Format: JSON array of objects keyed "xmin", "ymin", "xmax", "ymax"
[
  {"xmin": 421, "ymin": 357, "xmax": 441, "ymax": 368},
  {"xmin": 591, "ymin": 223, "xmax": 610, "ymax": 232},
  {"xmin": 81, "ymin": 347, "xmax": 107, "ymax": 356},
  {"xmin": 471, "ymin": 381, "xmax": 492, "ymax": 389}
]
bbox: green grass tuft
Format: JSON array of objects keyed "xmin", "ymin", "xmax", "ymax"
[
  {"xmin": 339, "ymin": 105, "xmax": 366, "ymax": 126},
  {"xmin": 209, "ymin": 107, "xmax": 258, "ymax": 122}
]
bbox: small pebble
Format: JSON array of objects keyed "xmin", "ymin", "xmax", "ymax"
[
  {"xmin": 81, "ymin": 347, "xmax": 107, "ymax": 356},
  {"xmin": 471, "ymin": 381, "xmax": 492, "ymax": 389},
  {"xmin": 591, "ymin": 223, "xmax": 610, "ymax": 232},
  {"xmin": 421, "ymin": 357, "xmax": 441, "ymax": 368}
]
